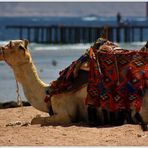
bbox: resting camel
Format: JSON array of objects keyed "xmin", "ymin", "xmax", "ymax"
[{"xmin": 0, "ymin": 39, "xmax": 147, "ymax": 130}]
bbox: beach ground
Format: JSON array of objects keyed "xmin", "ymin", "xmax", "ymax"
[{"xmin": 0, "ymin": 106, "xmax": 148, "ymax": 146}]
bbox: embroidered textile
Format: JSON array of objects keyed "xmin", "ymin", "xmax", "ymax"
[
  {"xmin": 48, "ymin": 52, "xmax": 88, "ymax": 95},
  {"xmin": 45, "ymin": 38, "xmax": 147, "ymax": 113},
  {"xmin": 86, "ymin": 40, "xmax": 148, "ymax": 112}
]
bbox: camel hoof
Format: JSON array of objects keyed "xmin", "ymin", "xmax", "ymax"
[
  {"xmin": 31, "ymin": 117, "xmax": 44, "ymax": 125},
  {"xmin": 142, "ymin": 124, "xmax": 148, "ymax": 131},
  {"xmin": 6, "ymin": 121, "xmax": 22, "ymax": 127},
  {"xmin": 5, "ymin": 121, "xmax": 30, "ymax": 127}
]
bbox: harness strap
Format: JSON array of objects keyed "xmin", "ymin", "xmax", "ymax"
[
  {"xmin": 44, "ymin": 89, "xmax": 54, "ymax": 116},
  {"xmin": 48, "ymin": 105, "xmax": 54, "ymax": 116}
]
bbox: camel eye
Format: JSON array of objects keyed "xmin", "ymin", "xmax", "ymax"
[{"xmin": 19, "ymin": 45, "xmax": 25, "ymax": 50}]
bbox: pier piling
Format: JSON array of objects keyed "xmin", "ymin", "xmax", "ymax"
[{"xmin": 6, "ymin": 25, "xmax": 148, "ymax": 44}]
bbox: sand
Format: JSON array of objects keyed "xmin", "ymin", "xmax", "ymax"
[{"xmin": 0, "ymin": 106, "xmax": 148, "ymax": 146}]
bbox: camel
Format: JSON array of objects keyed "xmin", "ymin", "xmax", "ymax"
[{"xmin": 0, "ymin": 39, "xmax": 147, "ymax": 130}]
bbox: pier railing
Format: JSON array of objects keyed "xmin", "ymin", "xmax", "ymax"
[{"xmin": 6, "ymin": 25, "xmax": 148, "ymax": 43}]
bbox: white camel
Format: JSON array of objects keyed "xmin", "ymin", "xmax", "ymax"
[{"xmin": 0, "ymin": 39, "xmax": 147, "ymax": 130}]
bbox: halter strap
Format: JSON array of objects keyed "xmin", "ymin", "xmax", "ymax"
[
  {"xmin": 44, "ymin": 89, "xmax": 54, "ymax": 116},
  {"xmin": 0, "ymin": 46, "xmax": 29, "ymax": 67},
  {"xmin": 0, "ymin": 47, "xmax": 13, "ymax": 67}
]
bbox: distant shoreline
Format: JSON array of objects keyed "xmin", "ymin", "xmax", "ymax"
[
  {"xmin": 0, "ymin": 101, "xmax": 30, "ymax": 109},
  {"xmin": 0, "ymin": 2, "xmax": 145, "ymax": 17}
]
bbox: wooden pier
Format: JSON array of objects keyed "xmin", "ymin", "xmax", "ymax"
[{"xmin": 6, "ymin": 25, "xmax": 148, "ymax": 44}]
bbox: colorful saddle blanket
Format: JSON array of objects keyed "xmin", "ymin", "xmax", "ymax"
[
  {"xmin": 48, "ymin": 51, "xmax": 88, "ymax": 96},
  {"xmin": 86, "ymin": 40, "xmax": 148, "ymax": 112},
  {"xmin": 47, "ymin": 38, "xmax": 148, "ymax": 113}
]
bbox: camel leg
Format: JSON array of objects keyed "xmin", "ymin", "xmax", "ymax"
[
  {"xmin": 139, "ymin": 89, "xmax": 148, "ymax": 131},
  {"xmin": 134, "ymin": 112, "xmax": 148, "ymax": 131},
  {"xmin": 140, "ymin": 108, "xmax": 148, "ymax": 131},
  {"xmin": 31, "ymin": 113, "xmax": 71, "ymax": 126},
  {"xmin": 87, "ymin": 105, "xmax": 98, "ymax": 126}
]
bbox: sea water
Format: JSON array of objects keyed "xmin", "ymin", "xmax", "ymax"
[{"xmin": 0, "ymin": 41, "xmax": 146, "ymax": 102}]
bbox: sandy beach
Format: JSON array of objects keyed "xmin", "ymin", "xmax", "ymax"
[{"xmin": 0, "ymin": 106, "xmax": 147, "ymax": 146}]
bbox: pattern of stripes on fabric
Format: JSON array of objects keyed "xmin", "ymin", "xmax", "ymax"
[{"xmin": 86, "ymin": 40, "xmax": 148, "ymax": 113}]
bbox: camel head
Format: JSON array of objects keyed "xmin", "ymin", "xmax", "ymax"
[{"xmin": 0, "ymin": 39, "xmax": 31, "ymax": 67}]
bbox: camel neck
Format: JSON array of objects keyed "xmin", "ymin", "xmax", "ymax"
[
  {"xmin": 12, "ymin": 61, "xmax": 46, "ymax": 86},
  {"xmin": 12, "ymin": 61, "xmax": 49, "ymax": 112}
]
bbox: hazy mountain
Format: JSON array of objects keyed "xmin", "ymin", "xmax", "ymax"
[{"xmin": 0, "ymin": 2, "xmax": 146, "ymax": 17}]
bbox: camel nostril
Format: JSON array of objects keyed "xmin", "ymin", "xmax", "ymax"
[
  {"xmin": 0, "ymin": 47, "xmax": 3, "ymax": 55},
  {"xmin": 23, "ymin": 39, "xmax": 29, "ymax": 49}
]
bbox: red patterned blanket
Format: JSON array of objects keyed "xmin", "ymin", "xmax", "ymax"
[
  {"xmin": 46, "ymin": 38, "xmax": 147, "ymax": 113},
  {"xmin": 86, "ymin": 40, "xmax": 148, "ymax": 112}
]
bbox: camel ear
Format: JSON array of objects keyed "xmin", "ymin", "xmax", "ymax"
[
  {"xmin": 141, "ymin": 41, "xmax": 148, "ymax": 52},
  {"xmin": 145, "ymin": 41, "xmax": 148, "ymax": 48},
  {"xmin": 9, "ymin": 41, "xmax": 14, "ymax": 48},
  {"xmin": 23, "ymin": 39, "xmax": 29, "ymax": 49}
]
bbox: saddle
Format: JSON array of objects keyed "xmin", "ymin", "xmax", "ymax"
[
  {"xmin": 48, "ymin": 38, "xmax": 148, "ymax": 110},
  {"xmin": 85, "ymin": 38, "xmax": 148, "ymax": 129},
  {"xmin": 86, "ymin": 39, "xmax": 148, "ymax": 113},
  {"xmin": 45, "ymin": 38, "xmax": 148, "ymax": 130}
]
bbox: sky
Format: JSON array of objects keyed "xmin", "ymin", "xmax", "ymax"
[{"xmin": 0, "ymin": 2, "xmax": 146, "ymax": 17}]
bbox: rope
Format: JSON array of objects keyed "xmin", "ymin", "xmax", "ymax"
[
  {"xmin": 114, "ymin": 53, "xmax": 120, "ymax": 85},
  {"xmin": 96, "ymin": 54, "xmax": 102, "ymax": 75},
  {"xmin": 100, "ymin": 26, "xmax": 108, "ymax": 40},
  {"xmin": 16, "ymin": 80, "xmax": 22, "ymax": 106},
  {"xmin": 15, "ymin": 79, "xmax": 24, "ymax": 114}
]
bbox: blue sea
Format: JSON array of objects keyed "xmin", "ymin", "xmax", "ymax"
[
  {"xmin": 0, "ymin": 15, "xmax": 147, "ymax": 102},
  {"xmin": 0, "ymin": 41, "xmax": 146, "ymax": 102}
]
